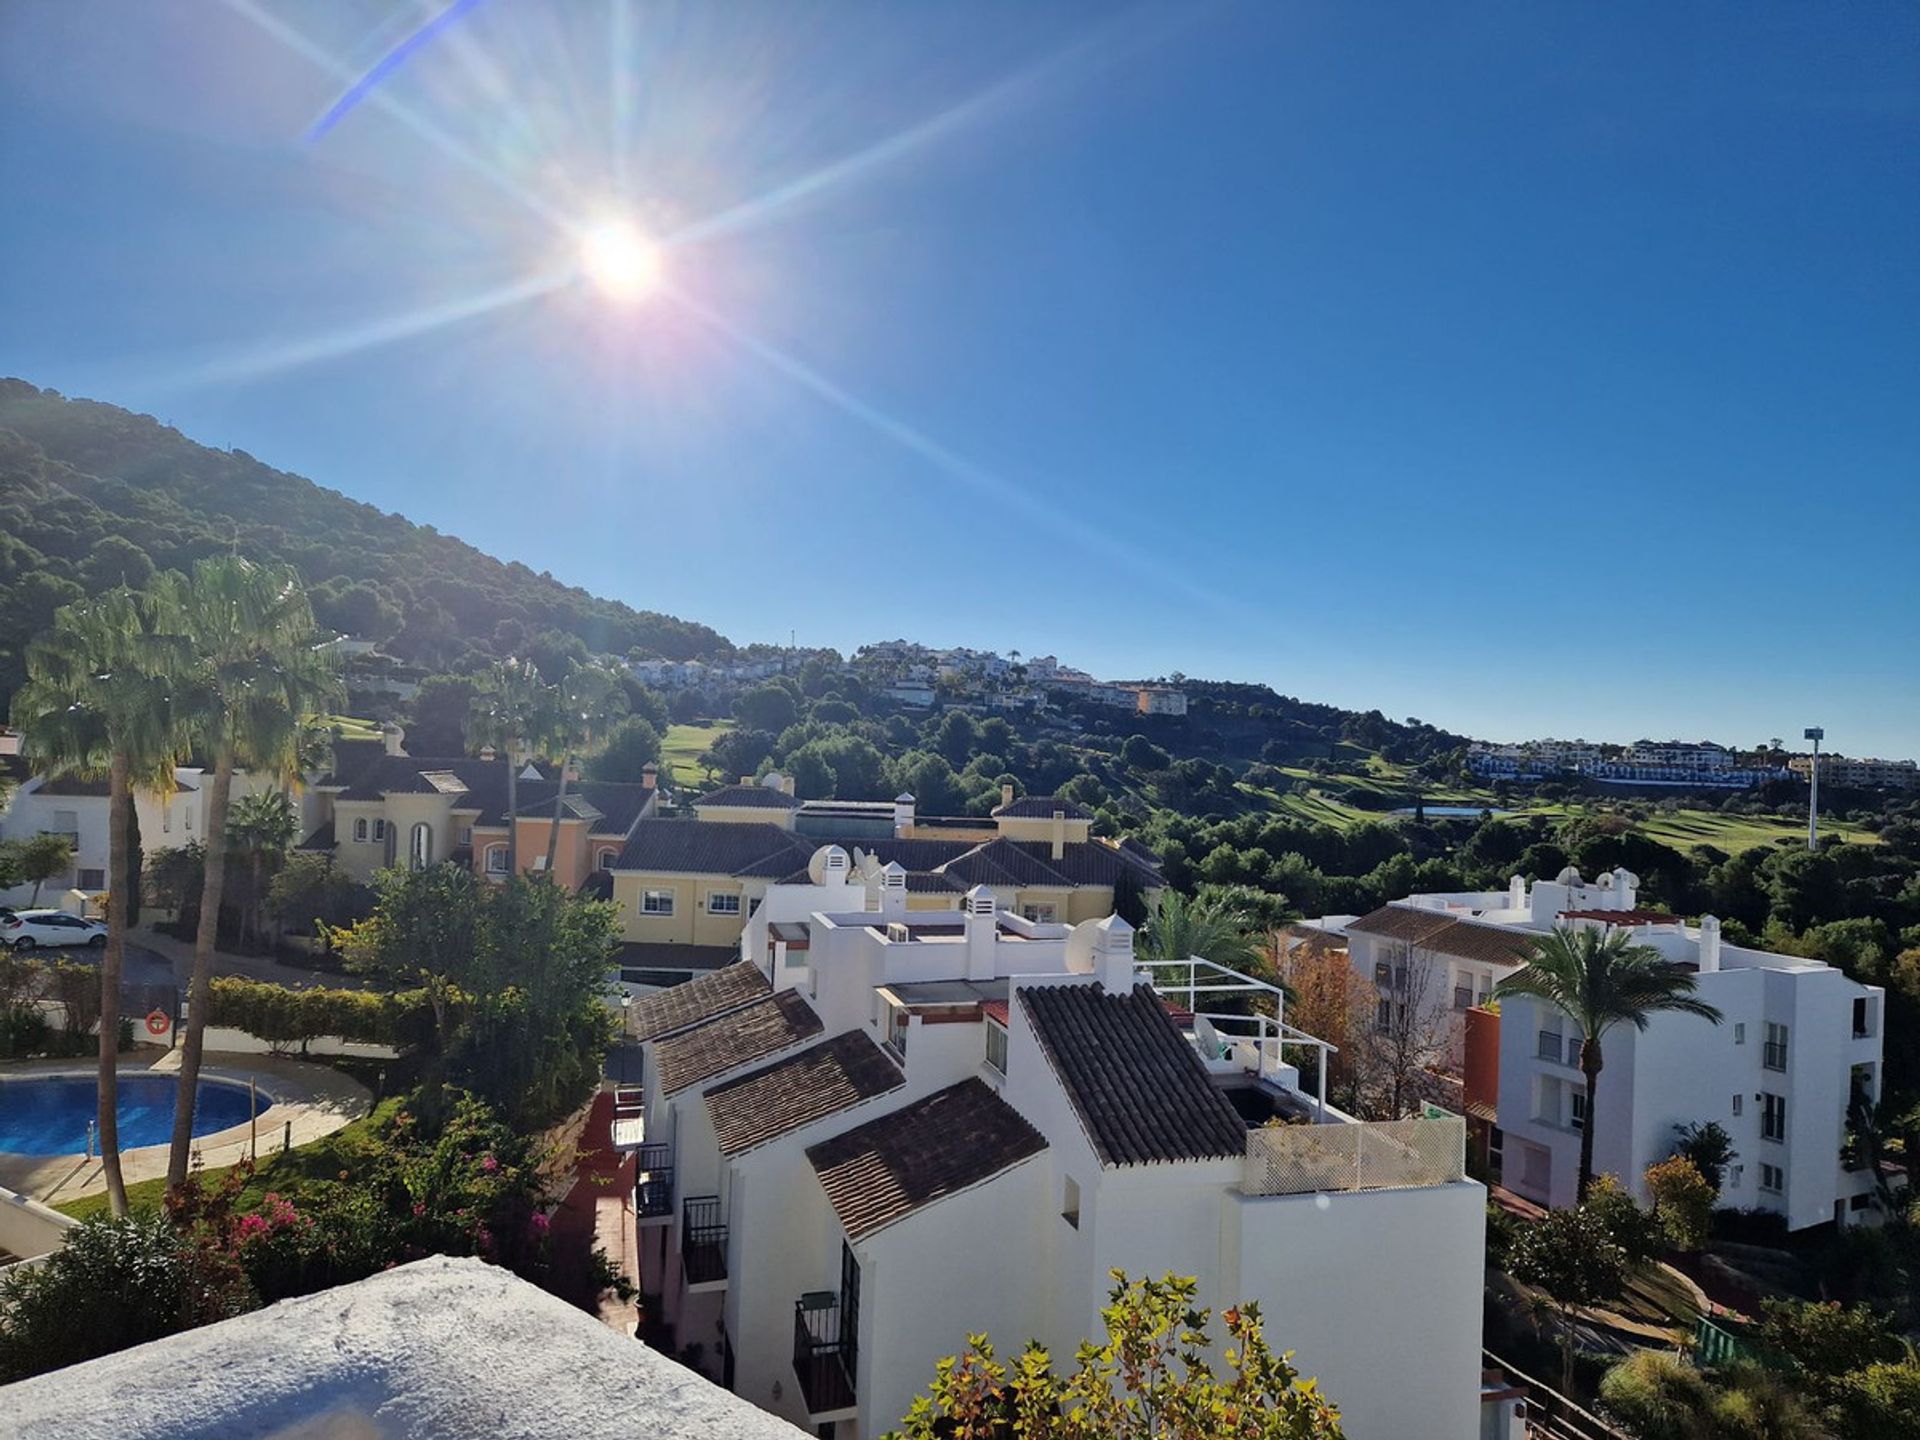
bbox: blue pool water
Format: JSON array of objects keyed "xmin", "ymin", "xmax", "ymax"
[{"xmin": 0, "ymin": 1075, "xmax": 272, "ymax": 1155}]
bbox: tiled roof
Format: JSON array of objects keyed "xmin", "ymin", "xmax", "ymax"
[
  {"xmin": 625, "ymin": 961, "xmax": 769, "ymax": 1042},
  {"xmin": 653, "ymin": 989, "xmax": 824, "ymax": 1096},
  {"xmin": 942, "ymin": 837, "xmax": 1074, "ymax": 889},
  {"xmin": 806, "ymin": 1078, "xmax": 1046, "ymax": 1240},
  {"xmin": 1559, "ymin": 909, "xmax": 1680, "ymax": 926},
  {"xmin": 613, "ymin": 820, "xmax": 811, "ymax": 877},
  {"xmin": 992, "ymin": 795, "xmax": 1093, "ymax": 820},
  {"xmin": 706, "ymin": 1030, "xmax": 905, "ymax": 1157},
  {"xmin": 332, "ymin": 756, "xmax": 535, "ymax": 805},
  {"xmin": 1020, "ymin": 982, "xmax": 1247, "ymax": 1166},
  {"xmin": 695, "ymin": 784, "xmax": 802, "ymax": 811},
  {"xmin": 296, "ymin": 819, "xmax": 336, "ymax": 853},
  {"xmin": 1346, "ymin": 905, "xmax": 1537, "ymax": 968},
  {"xmin": 612, "ymin": 942, "xmax": 740, "ymax": 974},
  {"xmin": 473, "ymin": 779, "xmax": 654, "ymax": 834}
]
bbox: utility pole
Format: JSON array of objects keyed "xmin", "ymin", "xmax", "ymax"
[{"xmin": 1804, "ymin": 726, "xmax": 1824, "ymax": 850}]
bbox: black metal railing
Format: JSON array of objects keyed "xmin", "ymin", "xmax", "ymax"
[
  {"xmin": 793, "ymin": 1293, "xmax": 857, "ymax": 1415},
  {"xmin": 681, "ymin": 1195, "xmax": 727, "ymax": 1285},
  {"xmin": 635, "ymin": 1144, "xmax": 674, "ymax": 1218}
]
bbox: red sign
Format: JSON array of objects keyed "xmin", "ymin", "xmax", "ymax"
[{"xmin": 145, "ymin": 1009, "xmax": 171, "ymax": 1037}]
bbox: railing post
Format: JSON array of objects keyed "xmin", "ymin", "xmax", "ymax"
[{"xmin": 1316, "ymin": 1045, "xmax": 1327, "ymax": 1122}]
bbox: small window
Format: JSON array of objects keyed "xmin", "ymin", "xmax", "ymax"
[
  {"xmin": 373, "ymin": 819, "xmax": 388, "ymax": 842},
  {"xmin": 184, "ymin": 807, "xmax": 193, "ymax": 831},
  {"xmin": 1853, "ymin": 997, "xmax": 1872, "ymax": 1039},
  {"xmin": 707, "ymin": 892, "xmax": 742, "ymax": 916},
  {"xmin": 1375, "ymin": 998, "xmax": 1392, "ymax": 1033},
  {"xmin": 1570, "ymin": 1091, "xmax": 1587, "ymax": 1131},
  {"xmin": 1022, "ymin": 903, "xmax": 1056, "ymax": 923},
  {"xmin": 1759, "ymin": 1163, "xmax": 1784, "ymax": 1194},
  {"xmin": 1061, "ymin": 1177, "xmax": 1080, "ymax": 1229},
  {"xmin": 484, "ymin": 845, "xmax": 508, "ymax": 875},
  {"xmin": 747, "ymin": 896, "xmax": 763, "ymax": 916},
  {"xmin": 460, "ymin": 825, "xmax": 474, "ymax": 846},
  {"xmin": 1732, "ymin": 1094, "xmax": 1743, "ymax": 1116},
  {"xmin": 1729, "ymin": 1164, "xmax": 1744, "ymax": 1189},
  {"xmin": 1761, "ymin": 1092, "xmax": 1786, "ymax": 1143},
  {"xmin": 641, "ymin": 889, "xmax": 675, "ymax": 916},
  {"xmin": 78, "ymin": 869, "xmax": 106, "ymax": 891},
  {"xmin": 409, "ymin": 822, "xmax": 433, "ymax": 871},
  {"xmin": 1763, "ymin": 1022, "xmax": 1788, "ymax": 1072},
  {"xmin": 985, "ymin": 1020, "xmax": 1009, "ymax": 1075},
  {"xmin": 597, "ymin": 849, "xmax": 617, "ymax": 871},
  {"xmin": 1453, "ymin": 985, "xmax": 1473, "ymax": 1011},
  {"xmin": 1851, "ymin": 1192, "xmax": 1874, "ymax": 1212},
  {"xmin": 1373, "ymin": 961, "xmax": 1391, "ymax": 985},
  {"xmin": 1733, "ymin": 1022, "xmax": 1745, "ymax": 1045},
  {"xmin": 887, "ymin": 1000, "xmax": 909, "ymax": 1056},
  {"xmin": 353, "ymin": 818, "xmax": 369, "ymax": 843}
]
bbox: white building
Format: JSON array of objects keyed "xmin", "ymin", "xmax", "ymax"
[
  {"xmin": 1789, "ymin": 753, "xmax": 1920, "ymax": 791},
  {"xmin": 624, "ymin": 847, "xmax": 1487, "ymax": 1440},
  {"xmin": 1336, "ymin": 869, "xmax": 1890, "ymax": 1229}
]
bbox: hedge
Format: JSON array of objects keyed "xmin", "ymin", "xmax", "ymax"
[{"xmin": 207, "ymin": 977, "xmax": 435, "ymax": 1053}]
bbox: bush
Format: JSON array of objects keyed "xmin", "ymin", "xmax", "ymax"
[
  {"xmin": 1598, "ymin": 1351, "xmax": 1716, "ymax": 1440},
  {"xmin": 207, "ymin": 976, "xmax": 436, "ymax": 1054},
  {"xmin": 1646, "ymin": 1156, "xmax": 1716, "ymax": 1253},
  {"xmin": 0, "ymin": 1005, "xmax": 49, "ymax": 1058},
  {"xmin": 1830, "ymin": 1360, "xmax": 1920, "ymax": 1439}
]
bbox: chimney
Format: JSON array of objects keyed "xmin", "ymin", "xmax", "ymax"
[
  {"xmin": 880, "ymin": 861, "xmax": 908, "ymax": 916},
  {"xmin": 893, "ymin": 792, "xmax": 915, "ymax": 838},
  {"xmin": 1092, "ymin": 914, "xmax": 1137, "ymax": 994},
  {"xmin": 780, "ymin": 773, "xmax": 796, "ymax": 797},
  {"xmin": 479, "ymin": 744, "xmax": 497, "ymax": 762},
  {"xmin": 741, "ymin": 775, "xmax": 755, "ymax": 786},
  {"xmin": 641, "ymin": 762, "xmax": 657, "ymax": 791},
  {"xmin": 1050, "ymin": 808, "xmax": 1066, "ymax": 861},
  {"xmin": 1000, "ymin": 782, "xmax": 1014, "ymax": 809},
  {"xmin": 1612, "ymin": 867, "xmax": 1639, "ymax": 911},
  {"xmin": 382, "ymin": 722, "xmax": 406, "ymax": 757},
  {"xmin": 1508, "ymin": 875, "xmax": 1527, "ymax": 909},
  {"xmin": 964, "ymin": 885, "xmax": 998, "ymax": 981},
  {"xmin": 1699, "ymin": 915, "xmax": 1722, "ymax": 974},
  {"xmin": 564, "ymin": 758, "xmax": 581, "ymax": 784}
]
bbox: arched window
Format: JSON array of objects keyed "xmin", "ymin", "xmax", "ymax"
[
  {"xmin": 485, "ymin": 844, "xmax": 509, "ymax": 876},
  {"xmin": 596, "ymin": 848, "xmax": 617, "ymax": 872},
  {"xmin": 409, "ymin": 822, "xmax": 433, "ymax": 871},
  {"xmin": 353, "ymin": 818, "xmax": 368, "ymax": 843}
]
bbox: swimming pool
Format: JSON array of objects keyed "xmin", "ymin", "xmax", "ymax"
[{"xmin": 0, "ymin": 1074, "xmax": 272, "ymax": 1155}]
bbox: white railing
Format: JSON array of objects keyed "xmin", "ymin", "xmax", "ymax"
[
  {"xmin": 1242, "ymin": 1116, "xmax": 1465, "ymax": 1196},
  {"xmin": 1138, "ymin": 953, "xmax": 1338, "ymax": 1117}
]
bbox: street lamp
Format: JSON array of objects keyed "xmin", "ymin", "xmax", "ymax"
[{"xmin": 1803, "ymin": 727, "xmax": 1824, "ymax": 850}]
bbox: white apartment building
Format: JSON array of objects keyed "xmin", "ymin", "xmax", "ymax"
[
  {"xmin": 623, "ymin": 847, "xmax": 1487, "ymax": 1440},
  {"xmin": 1789, "ymin": 753, "xmax": 1920, "ymax": 791},
  {"xmin": 1335, "ymin": 869, "xmax": 1890, "ymax": 1229}
]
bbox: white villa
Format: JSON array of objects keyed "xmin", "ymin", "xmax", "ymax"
[
  {"xmin": 620, "ymin": 845, "xmax": 1488, "ymax": 1439},
  {"xmin": 1333, "ymin": 869, "xmax": 1891, "ymax": 1229}
]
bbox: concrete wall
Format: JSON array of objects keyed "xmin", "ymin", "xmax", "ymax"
[{"xmin": 0, "ymin": 1184, "xmax": 75, "ymax": 1265}]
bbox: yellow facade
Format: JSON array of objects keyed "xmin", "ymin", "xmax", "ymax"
[{"xmin": 608, "ymin": 871, "xmax": 762, "ymax": 946}]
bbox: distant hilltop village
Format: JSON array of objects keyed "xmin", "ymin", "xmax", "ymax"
[
  {"xmin": 1469, "ymin": 737, "xmax": 1919, "ymax": 792},
  {"xmin": 630, "ymin": 640, "xmax": 1189, "ymax": 718}
]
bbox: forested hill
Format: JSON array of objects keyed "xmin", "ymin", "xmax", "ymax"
[{"xmin": 0, "ymin": 380, "xmax": 730, "ymax": 697}]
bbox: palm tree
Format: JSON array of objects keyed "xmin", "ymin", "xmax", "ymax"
[
  {"xmin": 11, "ymin": 587, "xmax": 187, "ymax": 1218},
  {"xmin": 1137, "ymin": 889, "xmax": 1272, "ymax": 976},
  {"xmin": 162, "ymin": 557, "xmax": 339, "ymax": 1191},
  {"xmin": 226, "ymin": 791, "xmax": 302, "ymax": 947},
  {"xmin": 541, "ymin": 661, "xmax": 628, "ymax": 874},
  {"xmin": 1495, "ymin": 925, "xmax": 1724, "ymax": 1200},
  {"xmin": 467, "ymin": 658, "xmax": 548, "ymax": 879}
]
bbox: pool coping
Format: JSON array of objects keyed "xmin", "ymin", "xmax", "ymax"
[{"xmin": 0, "ymin": 1052, "xmax": 372, "ymax": 1206}]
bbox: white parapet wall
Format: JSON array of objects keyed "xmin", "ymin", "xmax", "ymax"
[{"xmin": 0, "ymin": 1183, "xmax": 76, "ymax": 1269}]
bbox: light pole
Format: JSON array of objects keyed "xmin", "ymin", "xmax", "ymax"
[{"xmin": 1804, "ymin": 727, "xmax": 1824, "ymax": 850}]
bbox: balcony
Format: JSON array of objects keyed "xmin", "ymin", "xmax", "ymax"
[
  {"xmin": 680, "ymin": 1195, "xmax": 727, "ymax": 1288},
  {"xmin": 1242, "ymin": 1116, "xmax": 1467, "ymax": 1196},
  {"xmin": 793, "ymin": 1293, "xmax": 858, "ymax": 1418},
  {"xmin": 635, "ymin": 1144, "xmax": 673, "ymax": 1222}
]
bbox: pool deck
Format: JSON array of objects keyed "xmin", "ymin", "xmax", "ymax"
[{"xmin": 0, "ymin": 1050, "xmax": 371, "ymax": 1206}]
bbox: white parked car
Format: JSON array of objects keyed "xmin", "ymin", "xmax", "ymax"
[{"xmin": 0, "ymin": 909, "xmax": 108, "ymax": 950}]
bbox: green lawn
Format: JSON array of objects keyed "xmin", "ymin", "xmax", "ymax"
[
  {"xmin": 322, "ymin": 713, "xmax": 382, "ymax": 742},
  {"xmin": 53, "ymin": 1097, "xmax": 403, "ymax": 1222},
  {"xmin": 660, "ymin": 721, "xmax": 730, "ymax": 789}
]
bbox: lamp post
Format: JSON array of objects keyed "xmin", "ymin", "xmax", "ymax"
[{"xmin": 1804, "ymin": 727, "xmax": 1824, "ymax": 850}]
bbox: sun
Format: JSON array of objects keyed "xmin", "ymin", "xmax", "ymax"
[{"xmin": 577, "ymin": 219, "xmax": 662, "ymax": 302}]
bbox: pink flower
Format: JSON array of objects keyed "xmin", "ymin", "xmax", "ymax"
[
  {"xmin": 236, "ymin": 1214, "xmax": 270, "ymax": 1241},
  {"xmin": 412, "ymin": 1202, "xmax": 427, "ymax": 1218},
  {"xmin": 480, "ymin": 1155, "xmax": 499, "ymax": 1174},
  {"xmin": 527, "ymin": 1212, "xmax": 551, "ymax": 1236}
]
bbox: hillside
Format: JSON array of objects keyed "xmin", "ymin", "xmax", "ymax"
[{"xmin": 0, "ymin": 380, "xmax": 730, "ymax": 699}]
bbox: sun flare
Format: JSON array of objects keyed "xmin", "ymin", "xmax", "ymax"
[{"xmin": 577, "ymin": 219, "xmax": 662, "ymax": 302}]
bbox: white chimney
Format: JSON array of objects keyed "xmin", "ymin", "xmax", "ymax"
[
  {"xmin": 893, "ymin": 792, "xmax": 915, "ymax": 838},
  {"xmin": 1000, "ymin": 782, "xmax": 1015, "ymax": 809},
  {"xmin": 382, "ymin": 722, "xmax": 407, "ymax": 757},
  {"xmin": 964, "ymin": 884, "xmax": 998, "ymax": 981},
  {"xmin": 1050, "ymin": 809, "xmax": 1067, "ymax": 861},
  {"xmin": 1699, "ymin": 915, "xmax": 1722, "ymax": 973},
  {"xmin": 1092, "ymin": 914, "xmax": 1137, "ymax": 994},
  {"xmin": 1508, "ymin": 875, "xmax": 1527, "ymax": 909},
  {"xmin": 1612, "ymin": 867, "xmax": 1640, "ymax": 911},
  {"xmin": 780, "ymin": 773, "xmax": 796, "ymax": 797},
  {"xmin": 641, "ymin": 763, "xmax": 657, "ymax": 791},
  {"xmin": 880, "ymin": 861, "xmax": 908, "ymax": 916}
]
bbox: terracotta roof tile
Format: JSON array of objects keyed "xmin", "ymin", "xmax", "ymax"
[
  {"xmin": 706, "ymin": 1031, "xmax": 904, "ymax": 1157},
  {"xmin": 1019, "ymin": 982, "xmax": 1246, "ymax": 1166},
  {"xmin": 695, "ymin": 784, "xmax": 802, "ymax": 810},
  {"xmin": 653, "ymin": 989, "xmax": 824, "ymax": 1096},
  {"xmin": 806, "ymin": 1079, "xmax": 1046, "ymax": 1240},
  {"xmin": 991, "ymin": 795, "xmax": 1093, "ymax": 820},
  {"xmin": 625, "ymin": 961, "xmax": 768, "ymax": 1042},
  {"xmin": 1346, "ymin": 905, "xmax": 1536, "ymax": 968}
]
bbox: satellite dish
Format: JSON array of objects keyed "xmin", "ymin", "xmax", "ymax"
[{"xmin": 1065, "ymin": 919, "xmax": 1102, "ymax": 974}]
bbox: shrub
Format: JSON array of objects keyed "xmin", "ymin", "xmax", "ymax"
[
  {"xmin": 207, "ymin": 976, "xmax": 436, "ymax": 1054},
  {"xmin": 1830, "ymin": 1360, "xmax": 1920, "ymax": 1439},
  {"xmin": 1586, "ymin": 1173, "xmax": 1663, "ymax": 1264},
  {"xmin": 1598, "ymin": 1351, "xmax": 1716, "ymax": 1440},
  {"xmin": 1646, "ymin": 1155, "xmax": 1715, "ymax": 1253}
]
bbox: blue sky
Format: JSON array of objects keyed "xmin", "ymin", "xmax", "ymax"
[{"xmin": 3, "ymin": 2, "xmax": 1917, "ymax": 756}]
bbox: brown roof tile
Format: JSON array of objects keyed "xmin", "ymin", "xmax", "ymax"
[
  {"xmin": 1346, "ymin": 905, "xmax": 1536, "ymax": 968},
  {"xmin": 1019, "ymin": 982, "xmax": 1246, "ymax": 1166},
  {"xmin": 653, "ymin": 989, "xmax": 824, "ymax": 1096},
  {"xmin": 625, "ymin": 961, "xmax": 768, "ymax": 1042},
  {"xmin": 706, "ymin": 1031, "xmax": 904, "ymax": 1157},
  {"xmin": 806, "ymin": 1078, "xmax": 1045, "ymax": 1240}
]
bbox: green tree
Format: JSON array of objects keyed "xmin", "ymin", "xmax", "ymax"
[
  {"xmin": 1507, "ymin": 1202, "xmax": 1628, "ymax": 1394},
  {"xmin": 1644, "ymin": 1155, "xmax": 1714, "ymax": 1253},
  {"xmin": 143, "ymin": 843, "xmax": 206, "ymax": 918},
  {"xmin": 1495, "ymin": 926, "xmax": 1723, "ymax": 1199},
  {"xmin": 335, "ymin": 863, "xmax": 484, "ymax": 1053},
  {"xmin": 884, "ymin": 1272, "xmax": 1345, "ymax": 1440},
  {"xmin": 14, "ymin": 831, "xmax": 73, "ymax": 905},
  {"xmin": 541, "ymin": 660, "xmax": 628, "ymax": 872},
  {"xmin": 1138, "ymin": 889, "xmax": 1270, "ymax": 977},
  {"xmin": 584, "ymin": 714, "xmax": 663, "ymax": 784},
  {"xmin": 467, "ymin": 657, "xmax": 548, "ymax": 878},
  {"xmin": 226, "ymin": 791, "xmax": 300, "ymax": 948},
  {"xmin": 12, "ymin": 585, "xmax": 188, "ymax": 1216},
  {"xmin": 734, "ymin": 682, "xmax": 798, "ymax": 734},
  {"xmin": 265, "ymin": 853, "xmax": 373, "ymax": 942},
  {"xmin": 164, "ymin": 556, "xmax": 339, "ymax": 1192},
  {"xmin": 1670, "ymin": 1120, "xmax": 1737, "ymax": 1194}
]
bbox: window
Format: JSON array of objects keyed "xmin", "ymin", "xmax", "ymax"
[
  {"xmin": 1851, "ymin": 1192, "xmax": 1874, "ymax": 1212},
  {"xmin": 1759, "ymin": 1163, "xmax": 1784, "ymax": 1194},
  {"xmin": 1761, "ymin": 1092, "xmax": 1786, "ymax": 1143},
  {"xmin": 459, "ymin": 825, "xmax": 473, "ymax": 846},
  {"xmin": 484, "ymin": 845, "xmax": 508, "ymax": 876},
  {"xmin": 1732, "ymin": 1094, "xmax": 1743, "ymax": 1117},
  {"xmin": 1061, "ymin": 1177, "xmax": 1080, "ymax": 1230},
  {"xmin": 1763, "ymin": 1022, "xmax": 1788, "ymax": 1072},
  {"xmin": 1729, "ymin": 1163, "xmax": 1744, "ymax": 1190},
  {"xmin": 1453, "ymin": 985, "xmax": 1473, "ymax": 1011},
  {"xmin": 409, "ymin": 822, "xmax": 433, "ymax": 871},
  {"xmin": 597, "ymin": 849, "xmax": 617, "ymax": 872},
  {"xmin": 1537, "ymin": 1021, "xmax": 1564, "ymax": 1062},
  {"xmin": 641, "ymin": 889, "xmax": 675, "ymax": 916},
  {"xmin": 1733, "ymin": 1022, "xmax": 1745, "ymax": 1045},
  {"xmin": 886, "ymin": 1000, "xmax": 910, "ymax": 1057},
  {"xmin": 78, "ymin": 868, "xmax": 106, "ymax": 891},
  {"xmin": 1022, "ymin": 903, "xmax": 1056, "ymax": 923},
  {"xmin": 985, "ymin": 1021, "xmax": 1008, "ymax": 1075},
  {"xmin": 353, "ymin": 818, "xmax": 369, "ymax": 844},
  {"xmin": 707, "ymin": 892, "xmax": 741, "ymax": 916},
  {"xmin": 184, "ymin": 806, "xmax": 193, "ymax": 831},
  {"xmin": 1392, "ymin": 965, "xmax": 1408, "ymax": 990},
  {"xmin": 372, "ymin": 819, "xmax": 387, "ymax": 842},
  {"xmin": 1853, "ymin": 997, "xmax": 1873, "ymax": 1039},
  {"xmin": 747, "ymin": 897, "xmax": 762, "ymax": 916},
  {"xmin": 1373, "ymin": 961, "xmax": 1391, "ymax": 985},
  {"xmin": 1375, "ymin": 998, "xmax": 1392, "ymax": 1033},
  {"xmin": 1476, "ymin": 974, "xmax": 1493, "ymax": 1006},
  {"xmin": 1569, "ymin": 1091, "xmax": 1587, "ymax": 1131}
]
